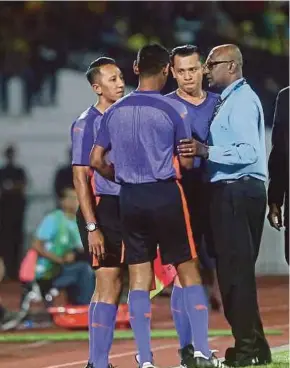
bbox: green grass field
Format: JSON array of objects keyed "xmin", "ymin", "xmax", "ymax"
[
  {"xmin": 0, "ymin": 328, "xmax": 282, "ymax": 343},
  {"xmin": 244, "ymin": 350, "xmax": 289, "ymax": 368}
]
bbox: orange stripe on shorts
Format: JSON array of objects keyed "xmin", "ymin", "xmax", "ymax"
[
  {"xmin": 176, "ymin": 180, "xmax": 197, "ymax": 259},
  {"xmin": 91, "ymin": 196, "xmax": 101, "ymax": 267},
  {"xmin": 120, "ymin": 242, "xmax": 125, "ymax": 264}
]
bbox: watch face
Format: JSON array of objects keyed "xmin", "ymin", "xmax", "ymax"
[{"xmin": 86, "ymin": 223, "xmax": 96, "ymax": 231}]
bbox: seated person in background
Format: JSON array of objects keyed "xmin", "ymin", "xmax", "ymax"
[{"xmin": 32, "ymin": 186, "xmax": 94, "ymax": 305}]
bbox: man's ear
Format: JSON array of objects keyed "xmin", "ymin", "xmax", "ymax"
[
  {"xmin": 170, "ymin": 66, "xmax": 176, "ymax": 79},
  {"xmin": 228, "ymin": 61, "xmax": 236, "ymax": 74},
  {"xmin": 163, "ymin": 64, "xmax": 170, "ymax": 77},
  {"xmin": 133, "ymin": 60, "xmax": 139, "ymax": 75},
  {"xmin": 92, "ymin": 83, "xmax": 102, "ymax": 96}
]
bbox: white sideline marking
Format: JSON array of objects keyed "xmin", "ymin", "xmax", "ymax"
[{"xmin": 41, "ymin": 343, "xmax": 180, "ymax": 368}]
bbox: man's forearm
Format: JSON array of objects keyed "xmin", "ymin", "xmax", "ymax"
[
  {"xmin": 73, "ymin": 175, "xmax": 97, "ymax": 224},
  {"xmin": 208, "ymin": 144, "xmax": 258, "ymax": 165}
]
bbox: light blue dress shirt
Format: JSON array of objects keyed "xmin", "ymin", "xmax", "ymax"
[{"xmin": 207, "ymin": 78, "xmax": 267, "ymax": 183}]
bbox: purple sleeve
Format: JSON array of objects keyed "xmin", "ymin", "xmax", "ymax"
[
  {"xmin": 71, "ymin": 120, "xmax": 94, "ymax": 166},
  {"xmin": 94, "ymin": 111, "xmax": 111, "ymax": 150},
  {"xmin": 173, "ymin": 112, "xmax": 191, "ymax": 146},
  {"xmin": 163, "ymin": 98, "xmax": 191, "ymax": 147}
]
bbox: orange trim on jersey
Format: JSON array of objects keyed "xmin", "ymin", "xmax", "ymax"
[
  {"xmin": 176, "ymin": 180, "xmax": 197, "ymax": 259},
  {"xmin": 173, "ymin": 156, "xmax": 182, "ymax": 180}
]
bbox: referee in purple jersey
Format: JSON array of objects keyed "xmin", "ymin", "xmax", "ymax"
[
  {"xmin": 91, "ymin": 44, "xmax": 220, "ymax": 368},
  {"xmin": 71, "ymin": 57, "xmax": 125, "ymax": 368}
]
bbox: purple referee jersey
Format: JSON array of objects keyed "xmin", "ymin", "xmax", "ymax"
[
  {"xmin": 94, "ymin": 90, "xmax": 191, "ymax": 184},
  {"xmin": 167, "ymin": 90, "xmax": 219, "ymax": 168},
  {"xmin": 71, "ymin": 105, "xmax": 120, "ymax": 196}
]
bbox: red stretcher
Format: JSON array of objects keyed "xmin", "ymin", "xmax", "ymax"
[{"xmin": 20, "ymin": 248, "xmax": 176, "ymax": 329}]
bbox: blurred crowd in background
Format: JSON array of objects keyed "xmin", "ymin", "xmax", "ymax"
[{"xmin": 0, "ymin": 1, "xmax": 289, "ymax": 125}]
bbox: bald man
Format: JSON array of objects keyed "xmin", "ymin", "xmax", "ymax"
[{"xmin": 178, "ymin": 45, "xmax": 272, "ymax": 367}]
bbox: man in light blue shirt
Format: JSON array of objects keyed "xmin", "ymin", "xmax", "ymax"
[{"xmin": 178, "ymin": 44, "xmax": 271, "ymax": 367}]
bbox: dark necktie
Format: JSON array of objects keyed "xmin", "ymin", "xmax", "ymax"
[{"xmin": 208, "ymin": 96, "xmax": 223, "ymax": 127}]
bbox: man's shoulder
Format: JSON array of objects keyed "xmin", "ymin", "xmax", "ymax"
[
  {"xmin": 234, "ymin": 83, "xmax": 261, "ymax": 104},
  {"xmin": 40, "ymin": 210, "xmax": 59, "ymax": 226},
  {"xmin": 103, "ymin": 93, "xmax": 133, "ymax": 117},
  {"xmin": 206, "ymin": 91, "xmax": 220, "ymax": 101},
  {"xmin": 72, "ymin": 106, "xmax": 101, "ymax": 129},
  {"xmin": 162, "ymin": 94, "xmax": 187, "ymax": 116},
  {"xmin": 165, "ymin": 91, "xmax": 178, "ymax": 100}
]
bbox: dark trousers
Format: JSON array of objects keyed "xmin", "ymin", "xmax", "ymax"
[
  {"xmin": 209, "ymin": 178, "xmax": 270, "ymax": 358},
  {"xmin": 284, "ymin": 192, "xmax": 289, "ymax": 264},
  {"xmin": 0, "ymin": 197, "xmax": 26, "ymax": 280}
]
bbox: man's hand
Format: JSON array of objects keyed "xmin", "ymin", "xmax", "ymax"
[
  {"xmin": 267, "ymin": 203, "xmax": 282, "ymax": 231},
  {"xmin": 88, "ymin": 229, "xmax": 105, "ymax": 260},
  {"xmin": 177, "ymin": 138, "xmax": 209, "ymax": 159},
  {"xmin": 63, "ymin": 252, "xmax": 76, "ymax": 264}
]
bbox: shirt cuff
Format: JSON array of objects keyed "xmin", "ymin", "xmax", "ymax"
[{"xmin": 208, "ymin": 146, "xmax": 225, "ymax": 163}]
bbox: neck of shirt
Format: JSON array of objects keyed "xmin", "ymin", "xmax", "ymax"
[{"xmin": 221, "ymin": 77, "xmax": 245, "ymax": 100}]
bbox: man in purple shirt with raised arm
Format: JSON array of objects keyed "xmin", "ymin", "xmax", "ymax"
[
  {"xmin": 166, "ymin": 45, "xmax": 221, "ymax": 367},
  {"xmin": 91, "ymin": 44, "xmax": 220, "ymax": 368},
  {"xmin": 71, "ymin": 57, "xmax": 125, "ymax": 368}
]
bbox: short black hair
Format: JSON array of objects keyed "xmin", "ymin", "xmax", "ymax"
[
  {"xmin": 58, "ymin": 185, "xmax": 75, "ymax": 200},
  {"xmin": 170, "ymin": 45, "xmax": 201, "ymax": 66},
  {"xmin": 86, "ymin": 57, "xmax": 116, "ymax": 85},
  {"xmin": 137, "ymin": 44, "xmax": 169, "ymax": 76}
]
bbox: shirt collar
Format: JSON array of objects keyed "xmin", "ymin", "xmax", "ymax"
[
  {"xmin": 133, "ymin": 90, "xmax": 160, "ymax": 95},
  {"xmin": 221, "ymin": 78, "xmax": 244, "ymax": 101}
]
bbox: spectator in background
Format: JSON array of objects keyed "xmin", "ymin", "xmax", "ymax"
[
  {"xmin": 31, "ymin": 187, "xmax": 94, "ymax": 305},
  {"xmin": 0, "ymin": 6, "xmax": 34, "ymax": 115},
  {"xmin": 53, "ymin": 148, "xmax": 73, "ymax": 200},
  {"xmin": 0, "ymin": 257, "xmax": 23, "ymax": 330},
  {"xmin": 267, "ymin": 86, "xmax": 289, "ymax": 265},
  {"xmin": 0, "ymin": 145, "xmax": 27, "ymax": 280}
]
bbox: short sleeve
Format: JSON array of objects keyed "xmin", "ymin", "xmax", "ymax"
[
  {"xmin": 94, "ymin": 110, "xmax": 111, "ymax": 150},
  {"xmin": 173, "ymin": 106, "xmax": 191, "ymax": 146},
  {"xmin": 35, "ymin": 214, "xmax": 57, "ymax": 242},
  {"xmin": 71, "ymin": 120, "xmax": 95, "ymax": 166}
]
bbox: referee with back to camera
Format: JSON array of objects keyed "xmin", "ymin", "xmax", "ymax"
[{"xmin": 91, "ymin": 44, "xmax": 221, "ymax": 368}]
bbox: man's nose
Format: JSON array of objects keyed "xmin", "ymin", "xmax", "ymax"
[{"xmin": 203, "ymin": 65, "xmax": 209, "ymax": 75}]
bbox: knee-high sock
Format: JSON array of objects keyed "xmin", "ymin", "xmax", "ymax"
[
  {"xmin": 128, "ymin": 290, "xmax": 152, "ymax": 366},
  {"xmin": 92, "ymin": 302, "xmax": 117, "ymax": 368},
  {"xmin": 88, "ymin": 302, "xmax": 96, "ymax": 364},
  {"xmin": 171, "ymin": 285, "xmax": 192, "ymax": 349},
  {"xmin": 183, "ymin": 285, "xmax": 211, "ymax": 358}
]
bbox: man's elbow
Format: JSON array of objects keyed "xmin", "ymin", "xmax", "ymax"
[
  {"xmin": 90, "ymin": 154, "xmax": 101, "ymax": 170},
  {"xmin": 244, "ymin": 148, "xmax": 259, "ymax": 165},
  {"xmin": 236, "ymin": 144, "xmax": 259, "ymax": 165}
]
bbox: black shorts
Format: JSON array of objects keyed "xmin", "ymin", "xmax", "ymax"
[
  {"xmin": 120, "ymin": 180, "xmax": 197, "ymax": 265},
  {"xmin": 181, "ymin": 171, "xmax": 215, "ymax": 268},
  {"xmin": 76, "ymin": 195, "xmax": 123, "ymax": 269}
]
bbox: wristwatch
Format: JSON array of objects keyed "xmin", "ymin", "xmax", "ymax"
[{"xmin": 85, "ymin": 222, "xmax": 98, "ymax": 232}]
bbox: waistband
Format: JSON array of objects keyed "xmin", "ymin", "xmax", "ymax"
[
  {"xmin": 211, "ymin": 175, "xmax": 263, "ymax": 186},
  {"xmin": 120, "ymin": 177, "xmax": 176, "ymax": 186}
]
